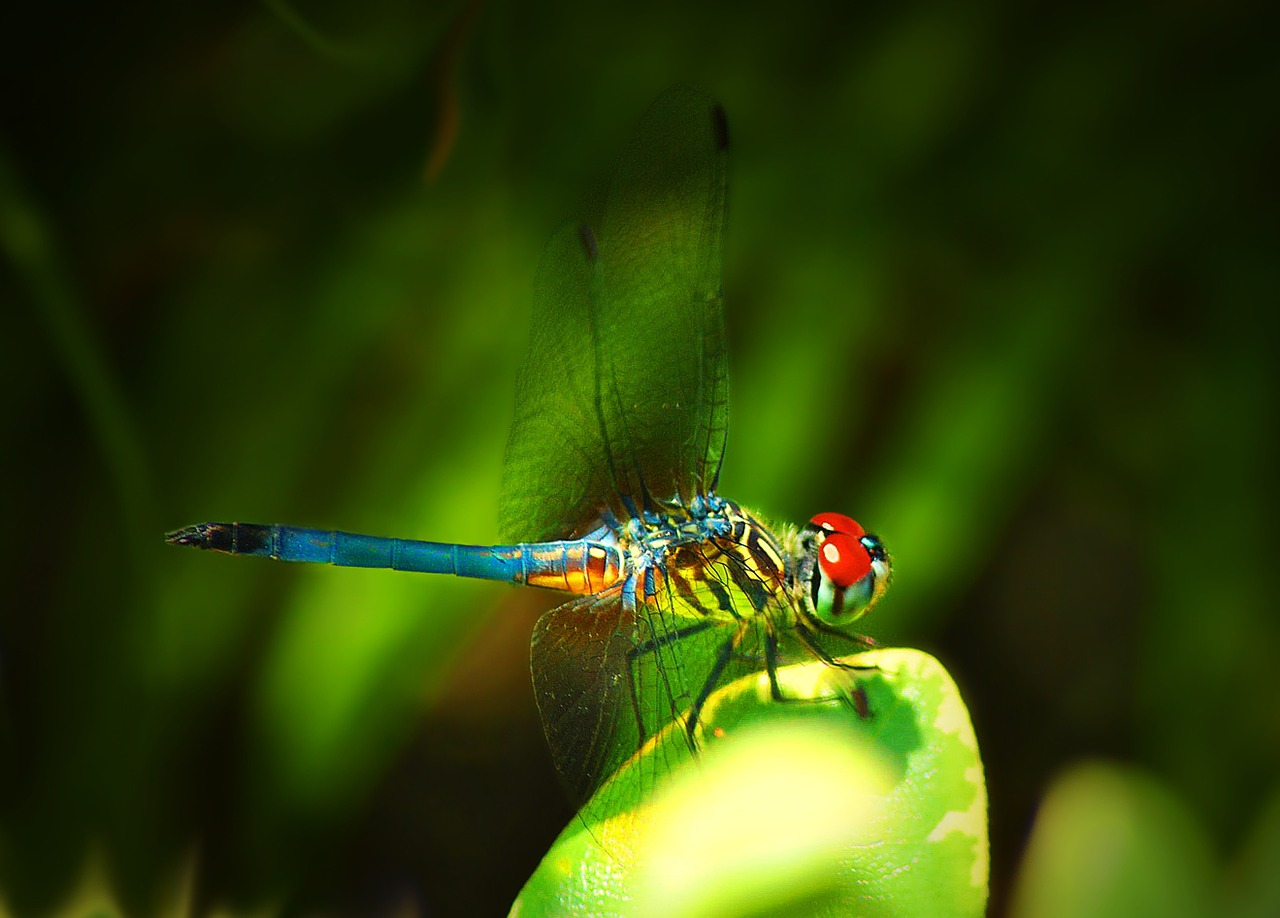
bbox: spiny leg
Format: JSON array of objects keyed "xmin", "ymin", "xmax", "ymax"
[
  {"xmin": 683, "ymin": 623, "xmax": 750, "ymax": 746},
  {"xmin": 793, "ymin": 619, "xmax": 878, "ymax": 671},
  {"xmin": 766, "ymin": 626, "xmax": 876, "ymax": 720},
  {"xmin": 805, "ymin": 616, "xmax": 878, "ymax": 656}
]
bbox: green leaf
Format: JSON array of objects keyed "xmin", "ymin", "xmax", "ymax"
[
  {"xmin": 1007, "ymin": 762, "xmax": 1217, "ymax": 918},
  {"xmin": 510, "ymin": 647, "xmax": 987, "ymax": 918},
  {"xmin": 1227, "ymin": 782, "xmax": 1280, "ymax": 918}
]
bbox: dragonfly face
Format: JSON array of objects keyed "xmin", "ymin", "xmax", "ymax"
[{"xmin": 798, "ymin": 512, "xmax": 891, "ymax": 629}]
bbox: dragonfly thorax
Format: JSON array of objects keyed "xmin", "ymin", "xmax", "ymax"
[{"xmin": 598, "ymin": 496, "xmax": 793, "ymax": 622}]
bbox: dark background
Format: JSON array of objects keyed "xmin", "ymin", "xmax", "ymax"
[{"xmin": 2, "ymin": 1, "xmax": 1277, "ymax": 915}]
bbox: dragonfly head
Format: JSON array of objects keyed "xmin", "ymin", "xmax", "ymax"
[{"xmin": 800, "ymin": 512, "xmax": 891, "ymax": 628}]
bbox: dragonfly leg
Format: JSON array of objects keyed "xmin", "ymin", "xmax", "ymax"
[
  {"xmin": 623, "ymin": 618, "xmax": 719, "ymax": 747},
  {"xmin": 629, "ymin": 618, "xmax": 717, "ymax": 657},
  {"xmin": 684, "ymin": 623, "xmax": 750, "ymax": 746},
  {"xmin": 763, "ymin": 631, "xmax": 826, "ymax": 705},
  {"xmin": 767, "ymin": 626, "xmax": 877, "ymax": 720},
  {"xmin": 791, "ymin": 622, "xmax": 875, "ymax": 670},
  {"xmin": 804, "ymin": 617, "xmax": 878, "ymax": 654}
]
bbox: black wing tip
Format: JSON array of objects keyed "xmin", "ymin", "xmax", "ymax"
[
  {"xmin": 578, "ymin": 223, "xmax": 599, "ymax": 262},
  {"xmin": 710, "ymin": 103, "xmax": 729, "ymax": 152}
]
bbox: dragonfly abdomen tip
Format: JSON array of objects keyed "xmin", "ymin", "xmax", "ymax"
[{"xmin": 165, "ymin": 524, "xmax": 207, "ymax": 546}]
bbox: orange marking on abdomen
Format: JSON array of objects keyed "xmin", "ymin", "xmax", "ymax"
[{"xmin": 523, "ymin": 542, "xmax": 624, "ymax": 594}]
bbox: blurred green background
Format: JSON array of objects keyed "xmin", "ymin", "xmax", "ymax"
[{"xmin": 2, "ymin": 0, "xmax": 1277, "ymax": 915}]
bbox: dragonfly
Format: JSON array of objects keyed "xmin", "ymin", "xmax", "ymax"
[{"xmin": 168, "ymin": 86, "xmax": 890, "ymax": 837}]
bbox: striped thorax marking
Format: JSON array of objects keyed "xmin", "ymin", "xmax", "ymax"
[{"xmin": 636, "ymin": 499, "xmax": 792, "ymax": 622}]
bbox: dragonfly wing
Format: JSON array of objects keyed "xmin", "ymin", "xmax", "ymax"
[
  {"xmin": 500, "ymin": 85, "xmax": 729, "ymax": 543},
  {"xmin": 500, "ymin": 224, "xmax": 613, "ymax": 544},
  {"xmin": 529, "ymin": 582, "xmax": 730, "ymax": 813},
  {"xmin": 530, "ymin": 588, "xmax": 645, "ymax": 804},
  {"xmin": 593, "ymin": 85, "xmax": 730, "ymax": 513}
]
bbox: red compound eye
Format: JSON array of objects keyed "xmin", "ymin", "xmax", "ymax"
[
  {"xmin": 817, "ymin": 532, "xmax": 873, "ymax": 588},
  {"xmin": 809, "ymin": 512, "xmax": 865, "ymax": 539}
]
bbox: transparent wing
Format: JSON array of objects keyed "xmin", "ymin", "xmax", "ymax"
[
  {"xmin": 529, "ymin": 588, "xmax": 646, "ymax": 804},
  {"xmin": 531, "ymin": 585, "xmax": 713, "ymax": 810},
  {"xmin": 500, "ymin": 85, "xmax": 729, "ymax": 542}
]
